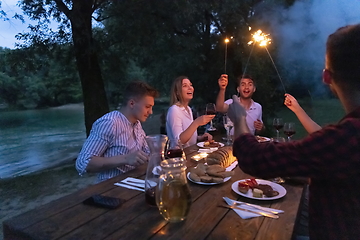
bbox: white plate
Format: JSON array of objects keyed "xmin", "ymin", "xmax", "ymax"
[
  {"xmin": 197, "ymin": 142, "xmax": 224, "ymax": 148},
  {"xmin": 231, "ymin": 179, "xmax": 286, "ymax": 200},
  {"xmin": 187, "ymin": 172, "xmax": 231, "ymax": 185},
  {"xmin": 256, "ymin": 136, "xmax": 271, "ymax": 143}
]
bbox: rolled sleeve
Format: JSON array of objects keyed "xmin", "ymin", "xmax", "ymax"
[{"xmin": 75, "ymin": 118, "xmax": 114, "ymax": 175}]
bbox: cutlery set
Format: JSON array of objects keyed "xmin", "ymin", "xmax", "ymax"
[
  {"xmin": 114, "ymin": 177, "xmax": 145, "ymax": 192},
  {"xmin": 222, "ymin": 197, "xmax": 283, "ymax": 219}
]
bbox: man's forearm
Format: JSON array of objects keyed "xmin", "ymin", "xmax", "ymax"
[
  {"xmin": 216, "ymin": 89, "xmax": 227, "ymax": 113},
  {"xmin": 86, "ymin": 155, "xmax": 126, "ymax": 173}
]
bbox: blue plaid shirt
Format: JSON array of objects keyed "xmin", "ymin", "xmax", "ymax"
[{"xmin": 76, "ymin": 111, "xmax": 149, "ymax": 182}]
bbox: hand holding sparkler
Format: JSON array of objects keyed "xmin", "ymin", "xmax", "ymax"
[
  {"xmin": 284, "ymin": 93, "xmax": 301, "ymax": 113},
  {"xmin": 218, "ymin": 74, "xmax": 228, "ymax": 90}
]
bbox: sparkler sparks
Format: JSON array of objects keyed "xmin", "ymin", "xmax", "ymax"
[
  {"xmin": 244, "ymin": 28, "xmax": 286, "ymax": 93},
  {"xmin": 248, "ymin": 30, "xmax": 272, "ymax": 47}
]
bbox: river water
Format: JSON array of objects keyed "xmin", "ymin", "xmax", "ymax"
[{"xmin": 0, "ymin": 104, "xmax": 86, "ymax": 179}]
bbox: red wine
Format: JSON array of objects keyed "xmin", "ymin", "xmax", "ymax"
[
  {"xmin": 145, "ymin": 186, "xmax": 157, "ymax": 206},
  {"xmin": 166, "ymin": 149, "xmax": 183, "ymax": 158},
  {"xmin": 273, "ymin": 124, "xmax": 284, "ymax": 131},
  {"xmin": 206, "ymin": 110, "xmax": 216, "ymax": 115},
  {"xmin": 284, "ymin": 130, "xmax": 296, "ymax": 137}
]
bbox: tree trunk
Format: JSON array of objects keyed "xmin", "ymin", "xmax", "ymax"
[{"xmin": 69, "ymin": 1, "xmax": 109, "ymax": 136}]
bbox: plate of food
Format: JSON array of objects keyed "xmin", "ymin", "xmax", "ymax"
[
  {"xmin": 231, "ymin": 179, "xmax": 286, "ymax": 200},
  {"xmin": 187, "ymin": 172, "xmax": 231, "ymax": 185},
  {"xmin": 197, "ymin": 140, "xmax": 224, "ymax": 148},
  {"xmin": 255, "ymin": 136, "xmax": 271, "ymax": 143},
  {"xmin": 187, "ymin": 163, "xmax": 234, "ymax": 185}
]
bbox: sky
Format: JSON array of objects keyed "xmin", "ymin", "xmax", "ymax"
[{"xmin": 0, "ymin": 0, "xmax": 29, "ymax": 49}]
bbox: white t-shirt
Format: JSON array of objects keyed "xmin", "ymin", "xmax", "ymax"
[
  {"xmin": 166, "ymin": 104, "xmax": 197, "ymax": 148},
  {"xmin": 224, "ymin": 98, "xmax": 262, "ymax": 135}
]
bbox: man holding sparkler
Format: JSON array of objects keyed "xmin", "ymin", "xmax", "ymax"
[
  {"xmin": 216, "ymin": 74, "xmax": 264, "ymax": 135},
  {"xmin": 229, "ymin": 24, "xmax": 360, "ymax": 240}
]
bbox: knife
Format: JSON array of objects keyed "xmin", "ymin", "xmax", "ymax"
[{"xmin": 219, "ymin": 205, "xmax": 279, "ymax": 219}]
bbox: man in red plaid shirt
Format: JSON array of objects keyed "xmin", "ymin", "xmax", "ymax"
[{"xmin": 229, "ymin": 24, "xmax": 360, "ymax": 240}]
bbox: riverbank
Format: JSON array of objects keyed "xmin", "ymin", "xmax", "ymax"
[{"xmin": 0, "ymin": 113, "xmax": 163, "ymax": 239}]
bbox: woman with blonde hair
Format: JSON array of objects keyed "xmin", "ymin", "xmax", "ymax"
[{"xmin": 166, "ymin": 76, "xmax": 214, "ymax": 147}]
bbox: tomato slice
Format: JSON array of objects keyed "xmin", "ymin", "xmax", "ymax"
[{"xmin": 245, "ymin": 178, "xmax": 258, "ymax": 189}]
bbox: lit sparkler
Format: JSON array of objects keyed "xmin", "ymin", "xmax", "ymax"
[
  {"xmin": 245, "ymin": 29, "xmax": 286, "ymax": 93},
  {"xmin": 224, "ymin": 37, "xmax": 233, "ymax": 73},
  {"xmin": 247, "ymin": 29, "xmax": 272, "ymax": 47}
]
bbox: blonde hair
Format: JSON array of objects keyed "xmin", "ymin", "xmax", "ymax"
[{"xmin": 170, "ymin": 76, "xmax": 188, "ymax": 105}]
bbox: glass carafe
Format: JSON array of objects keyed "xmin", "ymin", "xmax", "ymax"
[
  {"xmin": 156, "ymin": 158, "xmax": 192, "ymax": 223},
  {"xmin": 145, "ymin": 134, "xmax": 168, "ymax": 206}
]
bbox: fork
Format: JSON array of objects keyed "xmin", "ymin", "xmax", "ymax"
[{"xmin": 223, "ymin": 197, "xmax": 282, "ymax": 214}]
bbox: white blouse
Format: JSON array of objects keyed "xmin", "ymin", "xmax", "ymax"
[{"xmin": 166, "ymin": 104, "xmax": 197, "ymax": 148}]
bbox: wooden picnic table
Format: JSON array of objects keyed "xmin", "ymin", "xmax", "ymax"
[{"xmin": 3, "ymin": 143, "xmax": 306, "ymax": 240}]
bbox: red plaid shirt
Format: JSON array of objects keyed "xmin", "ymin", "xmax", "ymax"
[{"xmin": 233, "ymin": 106, "xmax": 360, "ymax": 240}]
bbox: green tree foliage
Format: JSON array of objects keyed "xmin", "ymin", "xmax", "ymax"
[
  {"xmin": 1, "ymin": 0, "xmax": 298, "ymax": 135},
  {"xmin": 16, "ymin": 0, "xmax": 110, "ymax": 135},
  {"xmin": 100, "ymin": 0, "xmax": 285, "ymax": 131},
  {"xmin": 0, "ymin": 46, "xmax": 81, "ymax": 108}
]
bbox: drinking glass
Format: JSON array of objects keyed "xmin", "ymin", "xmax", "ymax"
[
  {"xmin": 270, "ymin": 136, "xmax": 286, "ymax": 184},
  {"xmin": 165, "ymin": 139, "xmax": 185, "ymax": 160},
  {"xmin": 223, "ymin": 115, "xmax": 233, "ymax": 145},
  {"xmin": 206, "ymin": 103, "xmax": 217, "ymax": 131},
  {"xmin": 284, "ymin": 122, "xmax": 296, "ymax": 142},
  {"xmin": 272, "ymin": 118, "xmax": 284, "ymax": 138}
]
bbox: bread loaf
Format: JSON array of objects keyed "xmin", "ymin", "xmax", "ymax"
[
  {"xmin": 206, "ymin": 146, "xmax": 236, "ymax": 168},
  {"xmin": 188, "ymin": 163, "xmax": 234, "ymax": 183}
]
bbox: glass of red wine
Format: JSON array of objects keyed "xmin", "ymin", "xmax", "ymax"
[
  {"xmin": 206, "ymin": 103, "xmax": 217, "ymax": 131},
  {"xmin": 284, "ymin": 122, "xmax": 296, "ymax": 142},
  {"xmin": 273, "ymin": 118, "xmax": 284, "ymax": 138},
  {"xmin": 165, "ymin": 139, "xmax": 185, "ymax": 160}
]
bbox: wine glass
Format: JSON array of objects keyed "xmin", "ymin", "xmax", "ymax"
[
  {"xmin": 165, "ymin": 139, "xmax": 185, "ymax": 160},
  {"xmin": 206, "ymin": 103, "xmax": 217, "ymax": 131},
  {"xmin": 270, "ymin": 136, "xmax": 286, "ymax": 184},
  {"xmin": 223, "ymin": 115, "xmax": 233, "ymax": 145},
  {"xmin": 284, "ymin": 122, "xmax": 296, "ymax": 142},
  {"xmin": 272, "ymin": 118, "xmax": 284, "ymax": 138}
]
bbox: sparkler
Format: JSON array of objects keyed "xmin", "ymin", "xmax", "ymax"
[
  {"xmin": 245, "ymin": 29, "xmax": 287, "ymax": 93},
  {"xmin": 224, "ymin": 37, "xmax": 232, "ymax": 73}
]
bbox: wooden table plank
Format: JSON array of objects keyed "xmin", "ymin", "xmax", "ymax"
[{"xmin": 254, "ymin": 184, "xmax": 304, "ymax": 240}]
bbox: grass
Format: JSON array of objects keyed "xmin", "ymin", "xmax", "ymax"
[{"xmin": 271, "ymin": 98, "xmax": 345, "ymax": 140}]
